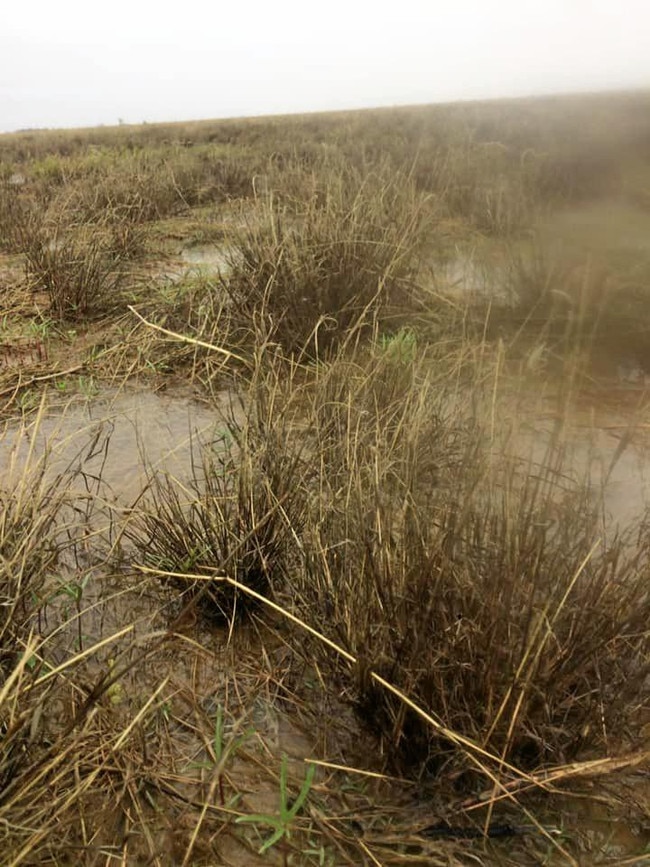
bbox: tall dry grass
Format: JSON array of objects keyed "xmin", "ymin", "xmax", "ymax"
[
  {"xmin": 217, "ymin": 166, "xmax": 430, "ymax": 355},
  {"xmin": 123, "ymin": 332, "xmax": 650, "ymax": 790},
  {"xmin": 291, "ymin": 345, "xmax": 650, "ymax": 775},
  {"xmin": 11, "ymin": 202, "xmax": 146, "ymax": 318}
]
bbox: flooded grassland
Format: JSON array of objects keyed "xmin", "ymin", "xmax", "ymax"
[{"xmin": 1, "ymin": 95, "xmax": 650, "ymax": 865}]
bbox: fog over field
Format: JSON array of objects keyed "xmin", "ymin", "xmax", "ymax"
[{"xmin": 1, "ymin": 0, "xmax": 649, "ymax": 132}]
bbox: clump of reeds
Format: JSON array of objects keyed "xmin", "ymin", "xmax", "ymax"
[
  {"xmin": 0, "ymin": 435, "xmax": 73, "ymax": 669},
  {"xmin": 126, "ymin": 365, "xmax": 309, "ymax": 621},
  {"xmin": 219, "ymin": 167, "xmax": 428, "ymax": 355},
  {"xmin": 285, "ymin": 343, "xmax": 650, "ymax": 779},
  {"xmin": 0, "ymin": 425, "xmax": 84, "ymax": 852},
  {"xmin": 0, "ymin": 178, "xmax": 32, "ymax": 254},
  {"xmin": 14, "ymin": 206, "xmax": 145, "ymax": 319}
]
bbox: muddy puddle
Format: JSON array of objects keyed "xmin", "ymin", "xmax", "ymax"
[
  {"xmin": 2, "ymin": 378, "xmax": 649, "ymax": 564},
  {"xmin": 437, "ymin": 253, "xmax": 504, "ymax": 299},
  {"xmin": 0, "ymin": 386, "xmax": 235, "ymax": 672},
  {"xmin": 0, "ymin": 385, "xmax": 237, "ymax": 647},
  {"xmin": 0, "ymin": 386, "xmax": 319, "ymax": 863},
  {"xmin": 150, "ymin": 243, "xmax": 240, "ymax": 288},
  {"xmin": 505, "ymin": 396, "xmax": 650, "ymax": 532},
  {"xmin": 0, "ymin": 386, "xmax": 236, "ymax": 503},
  {"xmin": 2, "ymin": 378, "xmax": 649, "ymax": 554},
  {"xmin": 181, "ymin": 244, "xmax": 232, "ymax": 272}
]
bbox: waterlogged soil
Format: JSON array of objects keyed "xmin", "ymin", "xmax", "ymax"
[
  {"xmin": 0, "ymin": 386, "xmax": 233, "ymax": 503},
  {"xmin": 181, "ymin": 243, "xmax": 232, "ymax": 272},
  {"xmin": 0, "ymin": 388, "xmax": 329, "ymax": 864},
  {"xmin": 2, "ymin": 384, "xmax": 650, "ymax": 864}
]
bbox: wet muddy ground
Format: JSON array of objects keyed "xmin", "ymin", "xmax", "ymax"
[
  {"xmin": 1, "ymin": 191, "xmax": 649, "ymax": 863},
  {"xmin": 1, "ymin": 377, "xmax": 649, "ymax": 863},
  {"xmin": 0, "ymin": 390, "xmax": 341, "ymax": 864}
]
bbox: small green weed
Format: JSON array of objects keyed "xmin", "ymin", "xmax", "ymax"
[
  {"xmin": 236, "ymin": 753, "xmax": 315, "ymax": 856},
  {"xmin": 186, "ymin": 704, "xmax": 252, "ymax": 806},
  {"xmin": 377, "ymin": 326, "xmax": 418, "ymax": 364},
  {"xmin": 53, "ymin": 573, "xmax": 91, "ymax": 650}
]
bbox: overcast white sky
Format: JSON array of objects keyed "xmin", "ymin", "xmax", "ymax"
[{"xmin": 1, "ymin": 0, "xmax": 648, "ymax": 133}]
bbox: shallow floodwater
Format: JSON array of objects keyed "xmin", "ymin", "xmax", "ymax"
[
  {"xmin": 181, "ymin": 244, "xmax": 231, "ymax": 272},
  {"xmin": 440, "ymin": 254, "xmax": 502, "ymax": 298},
  {"xmin": 0, "ymin": 387, "xmax": 234, "ymax": 504},
  {"xmin": 518, "ymin": 397, "xmax": 650, "ymax": 532},
  {"xmin": 2, "ymin": 380, "xmax": 649, "ymax": 532}
]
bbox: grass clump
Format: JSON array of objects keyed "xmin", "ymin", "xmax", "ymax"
[
  {"xmin": 15, "ymin": 207, "xmax": 145, "ymax": 319},
  {"xmin": 0, "ymin": 181, "xmax": 26, "ymax": 253},
  {"xmin": 127, "ymin": 375, "xmax": 308, "ymax": 622},
  {"xmin": 125, "ymin": 336, "xmax": 650, "ymax": 790},
  {"xmin": 289, "ymin": 348, "xmax": 650, "ymax": 780},
  {"xmin": 0, "ymin": 427, "xmax": 97, "ymax": 860},
  {"xmin": 220, "ymin": 168, "xmax": 427, "ymax": 355},
  {"xmin": 0, "ymin": 432, "xmax": 75, "ymax": 669}
]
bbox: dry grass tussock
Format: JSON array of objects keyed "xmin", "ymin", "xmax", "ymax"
[
  {"xmin": 489, "ymin": 240, "xmax": 650, "ymax": 373},
  {"xmin": 218, "ymin": 166, "xmax": 429, "ymax": 355},
  {"xmin": 8, "ymin": 197, "xmax": 146, "ymax": 319},
  {"xmin": 296, "ymin": 347, "xmax": 650, "ymax": 777},
  {"xmin": 127, "ymin": 369, "xmax": 309, "ymax": 621},
  {"xmin": 126, "ymin": 338, "xmax": 650, "ymax": 792}
]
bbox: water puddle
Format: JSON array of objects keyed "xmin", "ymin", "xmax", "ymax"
[
  {"xmin": 426, "ymin": 249, "xmax": 509, "ymax": 301},
  {"xmin": 150, "ymin": 243, "xmax": 237, "ymax": 286},
  {"xmin": 0, "ymin": 386, "xmax": 233, "ymax": 504},
  {"xmin": 181, "ymin": 244, "xmax": 231, "ymax": 272},
  {"xmin": 0, "ymin": 386, "xmax": 319, "ymax": 863},
  {"xmin": 442, "ymin": 254, "xmax": 496, "ymax": 296},
  {"xmin": 2, "ymin": 379, "xmax": 648, "ymax": 545},
  {"xmin": 493, "ymin": 385, "xmax": 650, "ymax": 532}
]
